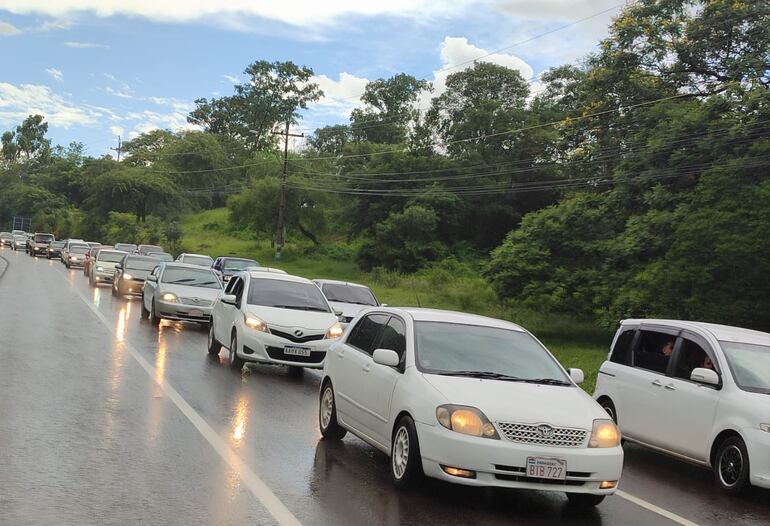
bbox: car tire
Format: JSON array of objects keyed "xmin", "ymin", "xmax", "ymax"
[
  {"xmin": 390, "ymin": 415, "xmax": 423, "ymax": 489},
  {"xmin": 566, "ymin": 493, "xmax": 606, "ymax": 507},
  {"xmin": 229, "ymin": 333, "xmax": 245, "ymax": 370},
  {"xmin": 319, "ymin": 382, "xmax": 347, "ymax": 440},
  {"xmin": 149, "ymin": 300, "xmax": 160, "ymax": 326},
  {"xmin": 140, "ymin": 295, "xmax": 149, "ymax": 319},
  {"xmin": 715, "ymin": 436, "xmax": 750, "ymax": 495},
  {"xmin": 207, "ymin": 320, "xmax": 222, "ymax": 355},
  {"xmin": 599, "ymin": 398, "xmax": 618, "ymax": 424}
]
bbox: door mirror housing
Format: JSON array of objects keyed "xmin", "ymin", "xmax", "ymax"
[
  {"xmin": 569, "ymin": 368, "xmax": 585, "ymax": 385},
  {"xmin": 372, "ymin": 349, "xmax": 400, "ymax": 367},
  {"xmin": 333, "ymin": 308, "xmax": 343, "ymax": 317},
  {"xmin": 691, "ymin": 367, "xmax": 720, "ymax": 386},
  {"xmin": 221, "ymin": 294, "xmax": 238, "ymax": 306},
  {"xmin": 380, "ymin": 303, "xmax": 388, "ymax": 307},
  {"xmin": 146, "ymin": 275, "xmax": 157, "ymax": 282}
]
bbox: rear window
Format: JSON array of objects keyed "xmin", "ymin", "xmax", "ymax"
[
  {"xmin": 247, "ymin": 279, "xmax": 330, "ymax": 312},
  {"xmin": 321, "ymin": 283, "xmax": 377, "ymax": 306},
  {"xmin": 35, "ymin": 234, "xmax": 54, "ymax": 243}
]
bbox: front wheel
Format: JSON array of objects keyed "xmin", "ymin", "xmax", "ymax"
[
  {"xmin": 140, "ymin": 295, "xmax": 149, "ymax": 319},
  {"xmin": 229, "ymin": 333, "xmax": 245, "ymax": 370},
  {"xmin": 207, "ymin": 321, "xmax": 222, "ymax": 355},
  {"xmin": 715, "ymin": 436, "xmax": 750, "ymax": 494},
  {"xmin": 149, "ymin": 299, "xmax": 160, "ymax": 326},
  {"xmin": 319, "ymin": 382, "xmax": 346, "ymax": 440},
  {"xmin": 566, "ymin": 494, "xmax": 605, "ymax": 508},
  {"xmin": 391, "ymin": 415, "xmax": 423, "ymax": 489}
]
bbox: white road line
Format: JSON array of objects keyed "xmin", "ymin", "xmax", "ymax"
[
  {"xmin": 616, "ymin": 490, "xmax": 701, "ymax": 526},
  {"xmin": 60, "ymin": 270, "xmax": 302, "ymax": 526}
]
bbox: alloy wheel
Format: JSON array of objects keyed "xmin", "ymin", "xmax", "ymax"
[
  {"xmin": 392, "ymin": 426, "xmax": 410, "ymax": 480},
  {"xmin": 719, "ymin": 445, "xmax": 743, "ymax": 487}
]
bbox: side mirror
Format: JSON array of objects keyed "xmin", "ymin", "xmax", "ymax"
[
  {"xmin": 333, "ymin": 308, "xmax": 343, "ymax": 317},
  {"xmin": 569, "ymin": 368, "xmax": 585, "ymax": 385},
  {"xmin": 373, "ymin": 349, "xmax": 400, "ymax": 367},
  {"xmin": 691, "ymin": 367, "xmax": 720, "ymax": 386},
  {"xmin": 221, "ymin": 294, "xmax": 238, "ymax": 306},
  {"xmin": 115, "ymin": 264, "xmax": 122, "ymax": 270},
  {"xmin": 380, "ymin": 303, "xmax": 388, "ymax": 307},
  {"xmin": 146, "ymin": 275, "xmax": 157, "ymax": 282}
]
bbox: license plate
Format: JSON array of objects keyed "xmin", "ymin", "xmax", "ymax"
[
  {"xmin": 188, "ymin": 309, "xmax": 203, "ymax": 317},
  {"xmin": 526, "ymin": 457, "xmax": 566, "ymax": 480},
  {"xmin": 283, "ymin": 345, "xmax": 311, "ymax": 357}
]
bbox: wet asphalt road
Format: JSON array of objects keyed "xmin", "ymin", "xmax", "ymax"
[{"xmin": 0, "ymin": 248, "xmax": 768, "ymax": 526}]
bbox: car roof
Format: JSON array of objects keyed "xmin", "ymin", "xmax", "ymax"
[
  {"xmin": 97, "ymin": 249, "xmax": 126, "ymax": 255},
  {"xmin": 161, "ymin": 262, "xmax": 216, "ymax": 271},
  {"xmin": 181, "ymin": 253, "xmax": 212, "ymax": 258},
  {"xmin": 313, "ymin": 278, "xmax": 371, "ymax": 289},
  {"xmin": 376, "ymin": 307, "xmax": 526, "ymax": 332},
  {"xmin": 247, "ymin": 266, "xmax": 287, "ymax": 275},
  {"xmin": 621, "ymin": 319, "xmax": 770, "ymax": 346}
]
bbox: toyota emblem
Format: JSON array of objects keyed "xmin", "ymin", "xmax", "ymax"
[
  {"xmin": 293, "ymin": 329, "xmax": 304, "ymax": 337},
  {"xmin": 536, "ymin": 424, "xmax": 554, "ymax": 438}
]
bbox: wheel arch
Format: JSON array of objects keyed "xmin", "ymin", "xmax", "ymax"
[{"xmin": 709, "ymin": 428, "xmax": 744, "ymax": 468}]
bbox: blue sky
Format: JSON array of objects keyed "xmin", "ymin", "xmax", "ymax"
[{"xmin": 0, "ymin": 1, "xmax": 622, "ymax": 157}]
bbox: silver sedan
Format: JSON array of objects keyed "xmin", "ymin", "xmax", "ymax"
[{"xmin": 141, "ymin": 262, "xmax": 223, "ymax": 326}]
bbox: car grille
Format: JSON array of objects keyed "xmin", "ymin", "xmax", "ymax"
[
  {"xmin": 496, "ymin": 422, "xmax": 588, "ymax": 448},
  {"xmin": 269, "ymin": 329, "xmax": 325, "ymax": 344},
  {"xmin": 264, "ymin": 346, "xmax": 325, "ymax": 364},
  {"xmin": 179, "ymin": 297, "xmax": 213, "ymax": 307}
]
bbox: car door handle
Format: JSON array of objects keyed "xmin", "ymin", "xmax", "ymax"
[
  {"xmin": 664, "ymin": 384, "xmax": 676, "ymax": 391},
  {"xmin": 651, "ymin": 379, "xmax": 663, "ymax": 387}
]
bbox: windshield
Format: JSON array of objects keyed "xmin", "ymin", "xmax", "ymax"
[
  {"xmin": 35, "ymin": 234, "xmax": 54, "ymax": 243},
  {"xmin": 98, "ymin": 251, "xmax": 126, "ymax": 263},
  {"xmin": 126, "ymin": 258, "xmax": 159, "ymax": 271},
  {"xmin": 224, "ymin": 258, "xmax": 257, "ymax": 271},
  {"xmin": 720, "ymin": 341, "xmax": 770, "ymax": 394},
  {"xmin": 115, "ymin": 244, "xmax": 137, "ymax": 252},
  {"xmin": 150, "ymin": 253, "xmax": 174, "ymax": 262},
  {"xmin": 51, "ymin": 241, "xmax": 65, "ymax": 248},
  {"xmin": 322, "ymin": 283, "xmax": 377, "ymax": 305},
  {"xmin": 414, "ymin": 321, "xmax": 571, "ymax": 384},
  {"xmin": 70, "ymin": 245, "xmax": 89, "ymax": 254},
  {"xmin": 184, "ymin": 255, "xmax": 213, "ymax": 267},
  {"xmin": 247, "ymin": 279, "xmax": 330, "ymax": 312},
  {"xmin": 161, "ymin": 267, "xmax": 221, "ymax": 289},
  {"xmin": 14, "ymin": 235, "xmax": 26, "ymax": 241}
]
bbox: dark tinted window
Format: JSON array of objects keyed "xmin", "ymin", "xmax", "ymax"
[
  {"xmin": 223, "ymin": 258, "xmax": 257, "ymax": 271},
  {"xmin": 183, "ymin": 255, "xmax": 213, "ymax": 267},
  {"xmin": 125, "ymin": 257, "xmax": 160, "ymax": 271},
  {"xmin": 232, "ymin": 278, "xmax": 245, "ymax": 305},
  {"xmin": 347, "ymin": 314, "xmax": 389, "ymax": 355},
  {"xmin": 98, "ymin": 251, "xmax": 125, "ymax": 263},
  {"xmin": 150, "ymin": 252, "xmax": 174, "ymax": 262},
  {"xmin": 70, "ymin": 245, "xmax": 90, "ymax": 254},
  {"xmin": 610, "ymin": 329, "xmax": 635, "ymax": 366},
  {"xmin": 246, "ymin": 279, "xmax": 329, "ymax": 312},
  {"xmin": 35, "ymin": 234, "xmax": 54, "ymax": 243},
  {"xmin": 377, "ymin": 317, "xmax": 407, "ymax": 360},
  {"xmin": 673, "ymin": 337, "xmax": 713, "ymax": 381},
  {"xmin": 161, "ymin": 267, "xmax": 220, "ymax": 289},
  {"xmin": 321, "ymin": 283, "xmax": 377, "ymax": 306},
  {"xmin": 634, "ymin": 330, "xmax": 676, "ymax": 374}
]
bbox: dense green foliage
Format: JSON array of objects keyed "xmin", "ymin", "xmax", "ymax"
[{"xmin": 2, "ymin": 0, "xmax": 768, "ymax": 335}]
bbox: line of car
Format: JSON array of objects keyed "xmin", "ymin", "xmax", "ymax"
[{"xmin": 3, "ymin": 230, "xmax": 768, "ymax": 506}]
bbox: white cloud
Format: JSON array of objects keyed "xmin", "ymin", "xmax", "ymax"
[
  {"xmin": 0, "ymin": 20, "xmax": 21, "ymax": 35},
  {"xmin": 45, "ymin": 68, "xmax": 64, "ymax": 82},
  {"xmin": 36, "ymin": 19, "xmax": 73, "ymax": 31},
  {"xmin": 223, "ymin": 74, "xmax": 240, "ymax": 84},
  {"xmin": 311, "ymin": 72, "xmax": 370, "ymax": 116},
  {"xmin": 0, "ymin": 83, "xmax": 100, "ymax": 128},
  {"xmin": 65, "ymin": 41, "xmax": 109, "ymax": 49},
  {"xmin": 0, "ymin": 0, "xmax": 481, "ymax": 28},
  {"xmin": 110, "ymin": 125, "xmax": 124, "ymax": 136},
  {"xmin": 495, "ymin": 0, "xmax": 620, "ymax": 21},
  {"xmin": 103, "ymin": 73, "xmax": 117, "ymax": 81}
]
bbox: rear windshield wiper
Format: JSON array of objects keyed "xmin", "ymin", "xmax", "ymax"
[{"xmin": 438, "ymin": 371, "xmax": 523, "ymax": 382}]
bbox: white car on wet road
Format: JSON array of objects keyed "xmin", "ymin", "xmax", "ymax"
[
  {"xmin": 319, "ymin": 308, "xmax": 623, "ymax": 506},
  {"xmin": 88, "ymin": 249, "xmax": 127, "ymax": 285},
  {"xmin": 207, "ymin": 271, "xmax": 344, "ymax": 371},
  {"xmin": 594, "ymin": 319, "xmax": 770, "ymax": 494}
]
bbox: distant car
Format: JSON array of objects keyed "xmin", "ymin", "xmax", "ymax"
[
  {"xmin": 319, "ymin": 307, "xmax": 621, "ymax": 506},
  {"xmin": 176, "ymin": 253, "xmax": 214, "ymax": 268},
  {"xmin": 86, "ymin": 242, "xmax": 101, "ymax": 249},
  {"xmin": 88, "ymin": 249, "xmax": 127, "ymax": 286},
  {"xmin": 212, "ymin": 256, "xmax": 258, "ymax": 283},
  {"xmin": 112, "ymin": 255, "xmax": 161, "ymax": 296},
  {"xmin": 0, "ymin": 232, "xmax": 12, "ymax": 247},
  {"xmin": 62, "ymin": 243, "xmax": 90, "ymax": 268},
  {"xmin": 147, "ymin": 251, "xmax": 174, "ymax": 262},
  {"xmin": 11, "ymin": 234, "xmax": 27, "ymax": 251},
  {"xmin": 114, "ymin": 243, "xmax": 138, "ymax": 254},
  {"xmin": 594, "ymin": 319, "xmax": 770, "ymax": 495},
  {"xmin": 83, "ymin": 245, "xmax": 113, "ymax": 276},
  {"xmin": 27, "ymin": 232, "xmax": 55, "ymax": 257},
  {"xmin": 47, "ymin": 240, "xmax": 65, "ymax": 259},
  {"xmin": 141, "ymin": 262, "xmax": 223, "ymax": 326},
  {"xmin": 245, "ymin": 266, "xmax": 287, "ymax": 274},
  {"xmin": 137, "ymin": 244, "xmax": 164, "ymax": 256},
  {"xmin": 313, "ymin": 279, "xmax": 380, "ymax": 323},
  {"xmin": 60, "ymin": 239, "xmax": 86, "ymax": 263},
  {"xmin": 207, "ymin": 271, "xmax": 343, "ymax": 371}
]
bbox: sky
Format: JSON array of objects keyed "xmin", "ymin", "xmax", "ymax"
[{"xmin": 0, "ymin": 1, "xmax": 625, "ymax": 158}]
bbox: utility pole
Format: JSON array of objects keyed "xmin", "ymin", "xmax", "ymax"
[
  {"xmin": 270, "ymin": 122, "xmax": 303, "ymax": 260},
  {"xmin": 110, "ymin": 135, "xmax": 122, "ymax": 162}
]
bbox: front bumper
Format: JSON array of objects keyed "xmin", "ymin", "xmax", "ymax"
[
  {"xmin": 31, "ymin": 245, "xmax": 49, "ymax": 255},
  {"xmin": 240, "ymin": 329, "xmax": 334, "ymax": 369},
  {"xmin": 157, "ymin": 300, "xmax": 213, "ymax": 323},
  {"xmin": 744, "ymin": 427, "xmax": 770, "ymax": 489},
  {"xmin": 67, "ymin": 258, "xmax": 85, "ymax": 267},
  {"xmin": 415, "ymin": 421, "xmax": 623, "ymax": 494},
  {"xmin": 119, "ymin": 278, "xmax": 145, "ymax": 294},
  {"xmin": 93, "ymin": 269, "xmax": 116, "ymax": 282}
]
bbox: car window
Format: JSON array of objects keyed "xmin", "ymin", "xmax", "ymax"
[
  {"xmin": 634, "ymin": 330, "xmax": 676, "ymax": 374},
  {"xmin": 160, "ymin": 267, "xmax": 220, "ymax": 288},
  {"xmin": 673, "ymin": 337, "xmax": 715, "ymax": 381},
  {"xmin": 70, "ymin": 245, "xmax": 90, "ymax": 254},
  {"xmin": 126, "ymin": 258, "xmax": 160, "ymax": 271},
  {"xmin": 35, "ymin": 234, "xmax": 54, "ymax": 243},
  {"xmin": 720, "ymin": 341, "xmax": 770, "ymax": 394},
  {"xmin": 376, "ymin": 317, "xmax": 407, "ymax": 360},
  {"xmin": 183, "ymin": 255, "xmax": 213, "ymax": 267},
  {"xmin": 97, "ymin": 251, "xmax": 125, "ymax": 263},
  {"xmin": 610, "ymin": 328, "xmax": 635, "ymax": 366},
  {"xmin": 223, "ymin": 258, "xmax": 258, "ymax": 271},
  {"xmin": 246, "ymin": 279, "xmax": 330, "ymax": 312},
  {"xmin": 321, "ymin": 283, "xmax": 378, "ymax": 306},
  {"xmin": 224, "ymin": 276, "xmax": 239, "ymax": 294},
  {"xmin": 232, "ymin": 278, "xmax": 245, "ymax": 306},
  {"xmin": 347, "ymin": 314, "xmax": 389, "ymax": 355}
]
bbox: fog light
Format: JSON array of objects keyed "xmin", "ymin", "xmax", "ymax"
[
  {"xmin": 600, "ymin": 481, "xmax": 617, "ymax": 489},
  {"xmin": 441, "ymin": 465, "xmax": 476, "ymax": 479}
]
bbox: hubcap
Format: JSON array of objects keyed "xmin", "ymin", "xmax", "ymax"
[
  {"xmin": 320, "ymin": 387, "xmax": 334, "ymax": 429},
  {"xmin": 719, "ymin": 445, "xmax": 743, "ymax": 487},
  {"xmin": 230, "ymin": 338, "xmax": 237, "ymax": 364},
  {"xmin": 392, "ymin": 426, "xmax": 410, "ymax": 479}
]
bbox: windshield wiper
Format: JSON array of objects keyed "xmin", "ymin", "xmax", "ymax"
[
  {"xmin": 438, "ymin": 371, "xmax": 523, "ymax": 381},
  {"xmin": 272, "ymin": 304, "xmax": 328, "ymax": 312},
  {"xmin": 520, "ymin": 378, "xmax": 572, "ymax": 386},
  {"xmin": 167, "ymin": 278, "xmax": 196, "ymax": 284}
]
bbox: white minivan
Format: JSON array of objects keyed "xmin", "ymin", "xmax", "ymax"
[{"xmin": 594, "ymin": 319, "xmax": 770, "ymax": 494}]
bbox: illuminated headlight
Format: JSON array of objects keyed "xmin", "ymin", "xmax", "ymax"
[
  {"xmin": 760, "ymin": 423, "xmax": 770, "ymax": 433},
  {"xmin": 122, "ymin": 273, "xmax": 133, "ymax": 280},
  {"xmin": 161, "ymin": 292, "xmax": 178, "ymax": 302},
  {"xmin": 96, "ymin": 266, "xmax": 104, "ymax": 272},
  {"xmin": 71, "ymin": 256, "xmax": 79, "ymax": 261},
  {"xmin": 324, "ymin": 322, "xmax": 344, "ymax": 339},
  {"xmin": 244, "ymin": 315, "xmax": 269, "ymax": 332},
  {"xmin": 436, "ymin": 405, "xmax": 499, "ymax": 439},
  {"xmin": 589, "ymin": 419, "xmax": 621, "ymax": 448}
]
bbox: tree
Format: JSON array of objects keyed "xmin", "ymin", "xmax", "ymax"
[
  {"xmin": 188, "ymin": 61, "xmax": 323, "ymax": 150},
  {"xmin": 307, "ymin": 125, "xmax": 352, "ymax": 154},
  {"xmin": 84, "ymin": 168, "xmax": 179, "ymax": 221},
  {"xmin": 15, "ymin": 115, "xmax": 51, "ymax": 160}
]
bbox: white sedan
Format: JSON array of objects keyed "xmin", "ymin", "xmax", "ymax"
[
  {"xmin": 594, "ymin": 319, "xmax": 770, "ymax": 494},
  {"xmin": 319, "ymin": 308, "xmax": 623, "ymax": 507},
  {"xmin": 207, "ymin": 271, "xmax": 344, "ymax": 371}
]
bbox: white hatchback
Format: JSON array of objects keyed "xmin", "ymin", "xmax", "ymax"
[
  {"xmin": 207, "ymin": 271, "xmax": 344, "ymax": 371},
  {"xmin": 594, "ymin": 319, "xmax": 770, "ymax": 494},
  {"xmin": 319, "ymin": 308, "xmax": 623, "ymax": 507}
]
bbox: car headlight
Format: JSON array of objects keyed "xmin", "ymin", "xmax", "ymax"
[
  {"xmin": 325, "ymin": 322, "xmax": 344, "ymax": 339},
  {"xmin": 244, "ymin": 315, "xmax": 269, "ymax": 333},
  {"xmin": 589, "ymin": 419, "xmax": 621, "ymax": 448},
  {"xmin": 436, "ymin": 405, "xmax": 499, "ymax": 439},
  {"xmin": 161, "ymin": 292, "xmax": 178, "ymax": 302},
  {"xmin": 122, "ymin": 273, "xmax": 133, "ymax": 280}
]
